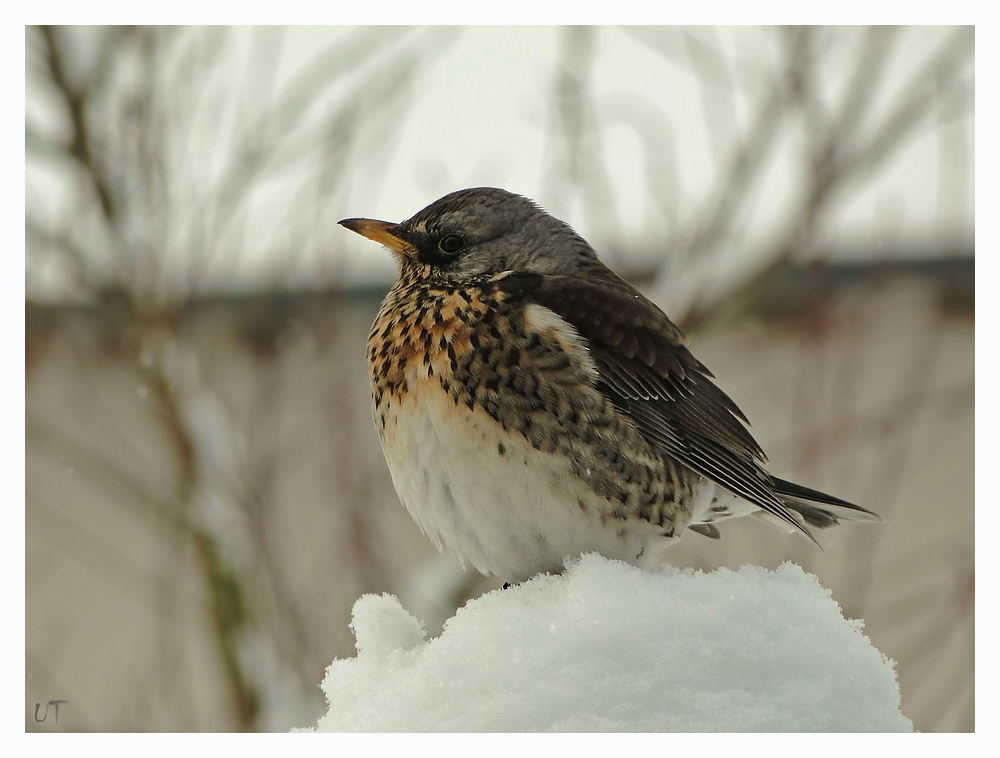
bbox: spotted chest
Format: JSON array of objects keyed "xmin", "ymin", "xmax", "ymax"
[
  {"xmin": 366, "ymin": 272, "xmax": 702, "ymax": 581},
  {"xmin": 367, "ymin": 275, "xmax": 504, "ymax": 421}
]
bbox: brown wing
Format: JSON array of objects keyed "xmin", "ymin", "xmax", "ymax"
[{"xmin": 502, "ymin": 268, "xmax": 807, "ymax": 533}]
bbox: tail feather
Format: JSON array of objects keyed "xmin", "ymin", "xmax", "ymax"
[{"xmin": 772, "ymin": 477, "xmax": 881, "ymax": 529}]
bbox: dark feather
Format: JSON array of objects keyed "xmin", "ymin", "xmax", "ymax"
[
  {"xmin": 774, "ymin": 477, "xmax": 881, "ymax": 525},
  {"xmin": 506, "ymin": 269, "xmax": 822, "ymax": 537}
]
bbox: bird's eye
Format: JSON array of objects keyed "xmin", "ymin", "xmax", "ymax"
[{"xmin": 438, "ymin": 234, "xmax": 464, "ymax": 255}]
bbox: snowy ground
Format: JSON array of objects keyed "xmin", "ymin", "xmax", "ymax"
[{"xmin": 303, "ymin": 555, "xmax": 913, "ymax": 732}]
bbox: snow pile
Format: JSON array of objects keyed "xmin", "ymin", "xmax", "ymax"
[{"xmin": 306, "ymin": 555, "xmax": 912, "ymax": 732}]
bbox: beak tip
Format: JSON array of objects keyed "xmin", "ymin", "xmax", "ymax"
[{"xmin": 337, "ymin": 216, "xmax": 409, "ymax": 253}]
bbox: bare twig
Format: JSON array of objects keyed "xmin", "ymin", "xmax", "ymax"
[{"xmin": 38, "ymin": 25, "xmax": 118, "ymax": 223}]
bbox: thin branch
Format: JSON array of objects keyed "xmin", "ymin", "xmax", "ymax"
[
  {"xmin": 834, "ymin": 26, "xmax": 901, "ymax": 141},
  {"xmin": 38, "ymin": 25, "xmax": 117, "ymax": 224},
  {"xmin": 844, "ymin": 26, "xmax": 974, "ymax": 184}
]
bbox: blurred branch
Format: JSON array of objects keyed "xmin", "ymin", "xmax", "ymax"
[
  {"xmin": 845, "ymin": 26, "xmax": 974, "ymax": 183},
  {"xmin": 833, "ymin": 26, "xmax": 900, "ymax": 141},
  {"xmin": 187, "ymin": 26, "xmax": 444, "ymax": 291},
  {"xmin": 25, "ymin": 216, "xmax": 95, "ymax": 293},
  {"xmin": 680, "ymin": 27, "xmax": 740, "ymax": 169},
  {"xmin": 595, "ymin": 93, "xmax": 682, "ymax": 239},
  {"xmin": 667, "ymin": 29, "xmax": 795, "ymax": 273},
  {"xmin": 675, "ymin": 26, "xmax": 973, "ymax": 329},
  {"xmin": 30, "ymin": 359, "xmax": 261, "ymax": 730},
  {"xmin": 38, "ymin": 25, "xmax": 118, "ymax": 223},
  {"xmin": 544, "ymin": 26, "xmax": 620, "ymax": 237},
  {"xmin": 137, "ymin": 337, "xmax": 260, "ymax": 730},
  {"xmin": 25, "ymin": 123, "xmax": 69, "ymax": 161}
]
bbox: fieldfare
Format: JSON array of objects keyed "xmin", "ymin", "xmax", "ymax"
[{"xmin": 341, "ymin": 188, "xmax": 879, "ymax": 584}]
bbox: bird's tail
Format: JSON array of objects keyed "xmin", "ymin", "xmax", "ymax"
[{"xmin": 771, "ymin": 477, "xmax": 881, "ymax": 529}]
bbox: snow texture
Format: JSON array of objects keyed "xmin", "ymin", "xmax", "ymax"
[{"xmin": 306, "ymin": 555, "xmax": 913, "ymax": 732}]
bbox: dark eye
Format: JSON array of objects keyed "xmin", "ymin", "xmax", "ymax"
[{"xmin": 438, "ymin": 234, "xmax": 464, "ymax": 255}]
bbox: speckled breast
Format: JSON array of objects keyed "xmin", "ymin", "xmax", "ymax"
[{"xmin": 365, "ymin": 271, "xmax": 697, "ymax": 581}]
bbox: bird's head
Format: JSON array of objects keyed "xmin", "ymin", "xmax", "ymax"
[{"xmin": 339, "ymin": 187, "xmax": 600, "ymax": 280}]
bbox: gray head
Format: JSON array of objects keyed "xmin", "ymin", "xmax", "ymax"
[{"xmin": 339, "ymin": 188, "xmax": 601, "ymax": 279}]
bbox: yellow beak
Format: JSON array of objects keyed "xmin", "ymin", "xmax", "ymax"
[{"xmin": 338, "ymin": 218, "xmax": 412, "ymax": 253}]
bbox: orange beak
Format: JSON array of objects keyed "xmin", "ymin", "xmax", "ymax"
[{"xmin": 339, "ymin": 218, "xmax": 412, "ymax": 254}]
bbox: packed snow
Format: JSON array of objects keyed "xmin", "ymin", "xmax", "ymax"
[{"xmin": 304, "ymin": 555, "xmax": 912, "ymax": 732}]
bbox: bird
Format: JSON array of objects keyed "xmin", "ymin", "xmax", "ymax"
[{"xmin": 340, "ymin": 188, "xmax": 879, "ymax": 584}]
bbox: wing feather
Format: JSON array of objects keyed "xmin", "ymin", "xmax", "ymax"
[{"xmin": 502, "ymin": 268, "xmax": 809, "ymax": 534}]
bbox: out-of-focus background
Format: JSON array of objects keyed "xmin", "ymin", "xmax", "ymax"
[{"xmin": 25, "ymin": 26, "xmax": 974, "ymax": 732}]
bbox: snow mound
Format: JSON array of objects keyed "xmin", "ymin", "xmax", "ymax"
[{"xmin": 307, "ymin": 555, "xmax": 912, "ymax": 732}]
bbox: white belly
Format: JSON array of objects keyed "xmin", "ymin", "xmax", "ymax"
[{"xmin": 378, "ymin": 389, "xmax": 675, "ymax": 584}]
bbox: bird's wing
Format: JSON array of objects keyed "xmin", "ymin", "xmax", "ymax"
[{"xmin": 503, "ymin": 269, "xmax": 808, "ymax": 533}]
